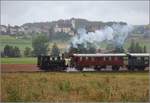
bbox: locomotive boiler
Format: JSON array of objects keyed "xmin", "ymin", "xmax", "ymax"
[{"xmin": 37, "ymin": 53, "xmax": 150, "ymax": 71}]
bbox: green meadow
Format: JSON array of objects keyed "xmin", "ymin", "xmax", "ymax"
[
  {"xmin": 0, "ymin": 35, "xmax": 32, "ymax": 52},
  {"xmin": 1, "ymin": 57, "xmax": 36, "ymax": 64}
]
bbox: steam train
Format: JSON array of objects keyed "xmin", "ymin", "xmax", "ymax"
[{"xmin": 37, "ymin": 53, "xmax": 150, "ymax": 71}]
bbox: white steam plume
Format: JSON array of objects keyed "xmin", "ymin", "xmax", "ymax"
[{"xmin": 70, "ymin": 23, "xmax": 133, "ymax": 49}]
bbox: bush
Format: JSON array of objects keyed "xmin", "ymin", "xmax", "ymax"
[{"xmin": 24, "ymin": 47, "xmax": 32, "ymax": 57}]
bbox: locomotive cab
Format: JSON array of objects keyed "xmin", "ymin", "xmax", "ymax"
[{"xmin": 37, "ymin": 55, "xmax": 67, "ymax": 71}]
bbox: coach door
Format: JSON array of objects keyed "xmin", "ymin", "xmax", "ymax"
[{"xmin": 123, "ymin": 56, "xmax": 128, "ymax": 66}]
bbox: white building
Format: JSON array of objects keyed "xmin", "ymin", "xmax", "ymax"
[
  {"xmin": 0, "ymin": 25, "xmax": 7, "ymax": 33},
  {"xmin": 54, "ymin": 22, "xmax": 75, "ymax": 36}
]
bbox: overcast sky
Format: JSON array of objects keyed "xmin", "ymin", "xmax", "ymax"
[{"xmin": 1, "ymin": 1, "xmax": 149, "ymax": 26}]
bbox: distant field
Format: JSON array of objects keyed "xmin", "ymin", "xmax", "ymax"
[
  {"xmin": 1, "ymin": 57, "xmax": 36, "ymax": 64},
  {"xmin": 0, "ymin": 35, "xmax": 32, "ymax": 52},
  {"xmin": 1, "ymin": 72, "xmax": 149, "ymax": 102},
  {"xmin": 0, "ymin": 35, "xmax": 69, "ymax": 54}
]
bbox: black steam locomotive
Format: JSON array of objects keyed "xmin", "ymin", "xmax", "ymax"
[{"xmin": 37, "ymin": 53, "xmax": 149, "ymax": 71}]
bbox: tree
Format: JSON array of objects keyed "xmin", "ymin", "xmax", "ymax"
[
  {"xmin": 13, "ymin": 46, "xmax": 21, "ymax": 57},
  {"xmin": 115, "ymin": 46, "xmax": 124, "ymax": 53},
  {"xmin": 24, "ymin": 47, "xmax": 32, "ymax": 57},
  {"xmin": 143, "ymin": 45, "xmax": 147, "ymax": 53},
  {"xmin": 128, "ymin": 40, "xmax": 144, "ymax": 53},
  {"xmin": 86, "ymin": 42, "xmax": 96, "ymax": 53},
  {"xmin": 3, "ymin": 45, "xmax": 21, "ymax": 57},
  {"xmin": 32, "ymin": 33, "xmax": 49, "ymax": 56},
  {"xmin": 128, "ymin": 39, "xmax": 136, "ymax": 53},
  {"xmin": 68, "ymin": 43, "xmax": 78, "ymax": 55},
  {"xmin": 4, "ymin": 45, "xmax": 11, "ymax": 57},
  {"xmin": 1, "ymin": 51, "xmax": 5, "ymax": 57},
  {"xmin": 51, "ymin": 43, "xmax": 60, "ymax": 57},
  {"xmin": 135, "ymin": 42, "xmax": 140, "ymax": 53},
  {"xmin": 4, "ymin": 45, "xmax": 14, "ymax": 57}
]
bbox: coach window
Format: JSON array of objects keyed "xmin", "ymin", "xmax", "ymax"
[
  {"xmin": 137, "ymin": 57, "xmax": 141, "ymax": 60},
  {"xmin": 145, "ymin": 57, "xmax": 149, "ymax": 60},
  {"xmin": 106, "ymin": 57, "xmax": 109, "ymax": 61},
  {"xmin": 86, "ymin": 57, "xmax": 88, "ymax": 60},
  {"xmin": 123, "ymin": 57, "xmax": 128, "ymax": 60},
  {"xmin": 114, "ymin": 57, "xmax": 118, "ymax": 61},
  {"xmin": 91, "ymin": 57, "xmax": 94, "ymax": 61},
  {"xmin": 103, "ymin": 57, "xmax": 106, "ymax": 61},
  {"xmin": 80, "ymin": 57, "xmax": 82, "ymax": 61},
  {"xmin": 109, "ymin": 57, "xmax": 111, "ymax": 61}
]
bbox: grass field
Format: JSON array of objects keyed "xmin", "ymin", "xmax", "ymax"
[
  {"xmin": 1, "ymin": 72, "xmax": 149, "ymax": 102},
  {"xmin": 1, "ymin": 57, "xmax": 36, "ymax": 64}
]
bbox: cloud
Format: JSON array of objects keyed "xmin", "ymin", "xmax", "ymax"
[{"xmin": 1, "ymin": 1, "xmax": 149, "ymax": 26}]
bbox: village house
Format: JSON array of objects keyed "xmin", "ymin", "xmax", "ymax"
[
  {"xmin": 0, "ymin": 25, "xmax": 7, "ymax": 34},
  {"xmin": 54, "ymin": 19, "xmax": 75, "ymax": 36}
]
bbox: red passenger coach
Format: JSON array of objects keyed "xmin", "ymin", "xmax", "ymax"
[{"xmin": 72, "ymin": 54, "xmax": 127, "ymax": 71}]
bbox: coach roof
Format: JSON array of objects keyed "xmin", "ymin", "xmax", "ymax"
[
  {"xmin": 73, "ymin": 53, "xmax": 150, "ymax": 57},
  {"xmin": 73, "ymin": 53, "xmax": 126, "ymax": 57}
]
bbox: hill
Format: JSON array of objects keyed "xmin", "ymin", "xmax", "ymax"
[{"xmin": 0, "ymin": 18, "xmax": 150, "ymax": 54}]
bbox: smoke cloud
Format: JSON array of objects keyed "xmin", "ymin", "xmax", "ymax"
[{"xmin": 70, "ymin": 23, "xmax": 133, "ymax": 49}]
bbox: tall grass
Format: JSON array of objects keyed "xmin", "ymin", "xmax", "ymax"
[{"xmin": 1, "ymin": 72, "xmax": 149, "ymax": 102}]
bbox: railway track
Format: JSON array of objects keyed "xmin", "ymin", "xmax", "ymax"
[{"xmin": 1, "ymin": 64, "xmax": 149, "ymax": 73}]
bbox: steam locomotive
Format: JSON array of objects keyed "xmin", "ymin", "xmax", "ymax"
[{"xmin": 37, "ymin": 53, "xmax": 150, "ymax": 71}]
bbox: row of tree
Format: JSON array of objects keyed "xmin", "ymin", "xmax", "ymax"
[
  {"xmin": 1, "ymin": 34, "xmax": 148, "ymax": 58},
  {"xmin": 1, "ymin": 34, "xmax": 60, "ymax": 57},
  {"xmin": 128, "ymin": 39, "xmax": 147, "ymax": 53},
  {"xmin": 1, "ymin": 45, "xmax": 21, "ymax": 57},
  {"xmin": 1, "ymin": 45, "xmax": 33, "ymax": 57}
]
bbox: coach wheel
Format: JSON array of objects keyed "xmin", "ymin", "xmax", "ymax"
[
  {"xmin": 77, "ymin": 66, "xmax": 83, "ymax": 71},
  {"xmin": 128, "ymin": 66, "xmax": 134, "ymax": 71},
  {"xmin": 94, "ymin": 66, "xmax": 101, "ymax": 71},
  {"xmin": 137, "ymin": 66, "xmax": 145, "ymax": 71},
  {"xmin": 112, "ymin": 66, "xmax": 119, "ymax": 71}
]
